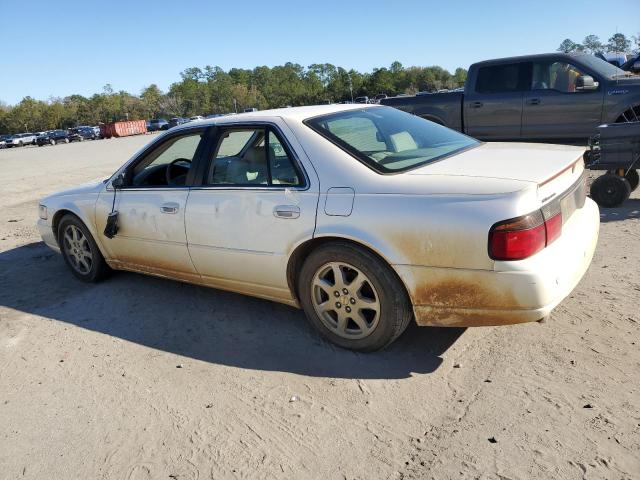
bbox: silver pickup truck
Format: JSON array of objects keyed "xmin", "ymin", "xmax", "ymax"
[{"xmin": 382, "ymin": 53, "xmax": 640, "ymax": 143}]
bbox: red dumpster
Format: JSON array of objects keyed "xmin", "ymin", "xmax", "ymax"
[{"xmin": 100, "ymin": 120, "xmax": 147, "ymax": 139}]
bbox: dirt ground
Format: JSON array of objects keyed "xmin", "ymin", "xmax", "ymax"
[{"xmin": 0, "ymin": 136, "xmax": 638, "ymax": 480}]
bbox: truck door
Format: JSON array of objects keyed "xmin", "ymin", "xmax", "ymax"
[
  {"xmin": 521, "ymin": 60, "xmax": 604, "ymax": 141},
  {"xmin": 464, "ymin": 62, "xmax": 527, "ymax": 140}
]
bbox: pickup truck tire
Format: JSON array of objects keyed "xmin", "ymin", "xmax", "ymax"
[
  {"xmin": 590, "ymin": 173, "xmax": 631, "ymax": 208},
  {"xmin": 625, "ymin": 169, "xmax": 639, "ymax": 192}
]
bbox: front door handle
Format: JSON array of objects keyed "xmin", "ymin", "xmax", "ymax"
[
  {"xmin": 274, "ymin": 205, "xmax": 300, "ymax": 219},
  {"xmin": 471, "ymin": 101, "xmax": 483, "ymax": 108},
  {"xmin": 160, "ymin": 202, "xmax": 180, "ymax": 214},
  {"xmin": 528, "ymin": 98, "xmax": 541, "ymax": 105}
]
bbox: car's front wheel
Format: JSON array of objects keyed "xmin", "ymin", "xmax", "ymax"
[
  {"xmin": 298, "ymin": 242, "xmax": 413, "ymax": 351},
  {"xmin": 50, "ymin": 139, "xmax": 56, "ymax": 146},
  {"xmin": 58, "ymin": 215, "xmax": 111, "ymax": 282}
]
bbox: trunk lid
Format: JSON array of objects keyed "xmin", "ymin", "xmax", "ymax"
[{"xmin": 407, "ymin": 142, "xmax": 586, "ymax": 203}]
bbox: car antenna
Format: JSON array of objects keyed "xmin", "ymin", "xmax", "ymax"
[{"xmin": 103, "ymin": 174, "xmax": 122, "ymax": 238}]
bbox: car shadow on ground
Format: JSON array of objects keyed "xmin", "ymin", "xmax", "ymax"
[
  {"xmin": 598, "ymin": 198, "xmax": 640, "ymax": 223},
  {"xmin": 0, "ymin": 242, "xmax": 464, "ymax": 380}
]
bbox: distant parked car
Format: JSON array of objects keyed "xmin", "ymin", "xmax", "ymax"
[
  {"xmin": 354, "ymin": 96, "xmax": 370, "ymax": 104},
  {"xmin": 620, "ymin": 54, "xmax": 640, "ymax": 74},
  {"xmin": 147, "ymin": 118, "xmax": 169, "ymax": 132},
  {"xmin": 37, "ymin": 129, "xmax": 70, "ymax": 146},
  {"xmin": 0, "ymin": 134, "xmax": 12, "ymax": 148},
  {"xmin": 373, "ymin": 94, "xmax": 388, "ymax": 103},
  {"xmin": 68, "ymin": 126, "xmax": 99, "ymax": 142},
  {"xmin": 189, "ymin": 115, "xmax": 204, "ymax": 121},
  {"xmin": 167, "ymin": 117, "xmax": 189, "ymax": 129},
  {"xmin": 5, "ymin": 133, "xmax": 37, "ymax": 147}
]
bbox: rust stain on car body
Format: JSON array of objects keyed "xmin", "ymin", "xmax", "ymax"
[{"xmin": 400, "ymin": 268, "xmax": 540, "ymax": 327}]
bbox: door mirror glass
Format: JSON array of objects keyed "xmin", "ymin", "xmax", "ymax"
[
  {"xmin": 111, "ymin": 172, "xmax": 125, "ymax": 189},
  {"xmin": 575, "ymin": 75, "xmax": 598, "ymax": 91}
]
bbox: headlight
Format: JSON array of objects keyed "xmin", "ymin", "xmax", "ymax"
[{"xmin": 38, "ymin": 204, "xmax": 48, "ymax": 220}]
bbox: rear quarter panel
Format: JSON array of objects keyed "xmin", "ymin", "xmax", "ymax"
[{"xmin": 381, "ymin": 93, "xmax": 463, "ymax": 130}]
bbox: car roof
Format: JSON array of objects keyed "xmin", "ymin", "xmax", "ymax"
[{"xmin": 173, "ymin": 103, "xmax": 381, "ymax": 131}]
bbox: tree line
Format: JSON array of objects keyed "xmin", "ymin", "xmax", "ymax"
[
  {"xmin": 0, "ymin": 62, "xmax": 466, "ymax": 134},
  {"xmin": 557, "ymin": 32, "xmax": 639, "ymax": 54}
]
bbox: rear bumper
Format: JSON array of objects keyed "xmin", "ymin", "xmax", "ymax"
[{"xmin": 395, "ymin": 198, "xmax": 600, "ymax": 327}]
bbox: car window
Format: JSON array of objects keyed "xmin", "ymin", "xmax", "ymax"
[
  {"xmin": 475, "ymin": 63, "xmax": 521, "ymax": 93},
  {"xmin": 532, "ymin": 61, "xmax": 587, "ymax": 93},
  {"xmin": 267, "ymin": 130, "xmax": 302, "ymax": 185},
  {"xmin": 130, "ymin": 132, "xmax": 202, "ymax": 187},
  {"xmin": 207, "ymin": 127, "xmax": 302, "ymax": 186},
  {"xmin": 305, "ymin": 106, "xmax": 479, "ymax": 173}
]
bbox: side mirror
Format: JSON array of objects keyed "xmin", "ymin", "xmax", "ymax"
[
  {"xmin": 575, "ymin": 75, "xmax": 599, "ymax": 91},
  {"xmin": 111, "ymin": 172, "xmax": 125, "ymax": 189}
]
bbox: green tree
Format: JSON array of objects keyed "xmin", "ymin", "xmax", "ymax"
[
  {"xmin": 583, "ymin": 35, "xmax": 604, "ymax": 54},
  {"xmin": 607, "ymin": 33, "xmax": 631, "ymax": 52},
  {"xmin": 557, "ymin": 38, "xmax": 581, "ymax": 53}
]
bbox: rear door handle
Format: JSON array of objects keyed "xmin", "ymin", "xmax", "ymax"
[
  {"xmin": 274, "ymin": 205, "xmax": 300, "ymax": 219},
  {"xmin": 160, "ymin": 202, "xmax": 179, "ymax": 214},
  {"xmin": 471, "ymin": 101, "xmax": 483, "ymax": 108},
  {"xmin": 528, "ymin": 98, "xmax": 541, "ymax": 105}
]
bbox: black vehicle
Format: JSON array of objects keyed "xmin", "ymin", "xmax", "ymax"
[
  {"xmin": 620, "ymin": 54, "xmax": 640, "ymax": 75},
  {"xmin": 147, "ymin": 118, "xmax": 169, "ymax": 131},
  {"xmin": 381, "ymin": 52, "xmax": 640, "ymax": 143},
  {"xmin": 68, "ymin": 126, "xmax": 99, "ymax": 142},
  {"xmin": 167, "ymin": 117, "xmax": 189, "ymax": 129},
  {"xmin": 37, "ymin": 130, "xmax": 71, "ymax": 146}
]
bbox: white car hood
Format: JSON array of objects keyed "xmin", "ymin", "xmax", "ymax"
[
  {"xmin": 45, "ymin": 178, "xmax": 106, "ymax": 199},
  {"xmin": 407, "ymin": 142, "xmax": 585, "ymax": 184}
]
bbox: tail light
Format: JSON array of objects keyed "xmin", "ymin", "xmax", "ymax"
[{"xmin": 489, "ymin": 207, "xmax": 562, "ymax": 261}]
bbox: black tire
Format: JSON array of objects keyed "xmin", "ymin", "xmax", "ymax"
[
  {"xmin": 625, "ymin": 169, "xmax": 639, "ymax": 192},
  {"xmin": 590, "ymin": 173, "xmax": 631, "ymax": 208},
  {"xmin": 57, "ymin": 214, "xmax": 111, "ymax": 282},
  {"xmin": 298, "ymin": 242, "xmax": 413, "ymax": 351}
]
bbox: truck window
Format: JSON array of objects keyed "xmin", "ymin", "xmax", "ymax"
[
  {"xmin": 532, "ymin": 62, "xmax": 587, "ymax": 93},
  {"xmin": 476, "ymin": 63, "xmax": 521, "ymax": 93}
]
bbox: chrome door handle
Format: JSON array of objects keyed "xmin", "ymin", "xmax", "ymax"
[
  {"xmin": 160, "ymin": 202, "xmax": 179, "ymax": 214},
  {"xmin": 274, "ymin": 205, "xmax": 300, "ymax": 219}
]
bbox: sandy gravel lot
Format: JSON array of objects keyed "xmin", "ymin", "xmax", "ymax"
[{"xmin": 0, "ymin": 136, "xmax": 638, "ymax": 480}]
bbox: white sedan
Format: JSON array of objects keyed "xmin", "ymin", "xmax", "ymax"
[{"xmin": 37, "ymin": 104, "xmax": 599, "ymax": 351}]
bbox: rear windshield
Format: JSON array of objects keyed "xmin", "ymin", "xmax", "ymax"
[{"xmin": 304, "ymin": 106, "xmax": 479, "ymax": 173}]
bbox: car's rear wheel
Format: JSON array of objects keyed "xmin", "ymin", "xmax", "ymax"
[
  {"xmin": 590, "ymin": 173, "xmax": 631, "ymax": 207},
  {"xmin": 298, "ymin": 242, "xmax": 413, "ymax": 351},
  {"xmin": 58, "ymin": 215, "xmax": 111, "ymax": 282},
  {"xmin": 64, "ymin": 138, "xmax": 70, "ymax": 144},
  {"xmin": 50, "ymin": 139, "xmax": 56, "ymax": 145}
]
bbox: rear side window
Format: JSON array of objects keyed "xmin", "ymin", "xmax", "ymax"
[{"xmin": 476, "ymin": 63, "xmax": 521, "ymax": 93}]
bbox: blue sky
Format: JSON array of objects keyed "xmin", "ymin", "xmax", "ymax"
[{"xmin": 1, "ymin": 0, "xmax": 638, "ymax": 104}]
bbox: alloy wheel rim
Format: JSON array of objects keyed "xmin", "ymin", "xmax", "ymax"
[
  {"xmin": 311, "ymin": 262, "xmax": 381, "ymax": 340},
  {"xmin": 63, "ymin": 225, "xmax": 93, "ymax": 274}
]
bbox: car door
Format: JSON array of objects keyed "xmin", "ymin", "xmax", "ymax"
[
  {"xmin": 521, "ymin": 60, "xmax": 604, "ymax": 140},
  {"xmin": 185, "ymin": 121, "xmax": 319, "ymax": 303},
  {"xmin": 464, "ymin": 62, "xmax": 527, "ymax": 140},
  {"xmin": 95, "ymin": 127, "xmax": 210, "ymax": 282}
]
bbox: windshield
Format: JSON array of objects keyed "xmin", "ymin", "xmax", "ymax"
[
  {"xmin": 576, "ymin": 54, "xmax": 628, "ymax": 77},
  {"xmin": 305, "ymin": 106, "xmax": 479, "ymax": 173}
]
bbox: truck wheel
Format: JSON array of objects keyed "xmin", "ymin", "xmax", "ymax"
[
  {"xmin": 590, "ymin": 173, "xmax": 631, "ymax": 208},
  {"xmin": 625, "ymin": 169, "xmax": 639, "ymax": 192}
]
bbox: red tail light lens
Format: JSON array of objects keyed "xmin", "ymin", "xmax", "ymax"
[
  {"xmin": 544, "ymin": 213, "xmax": 562, "ymax": 245},
  {"xmin": 489, "ymin": 209, "xmax": 562, "ymax": 261}
]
